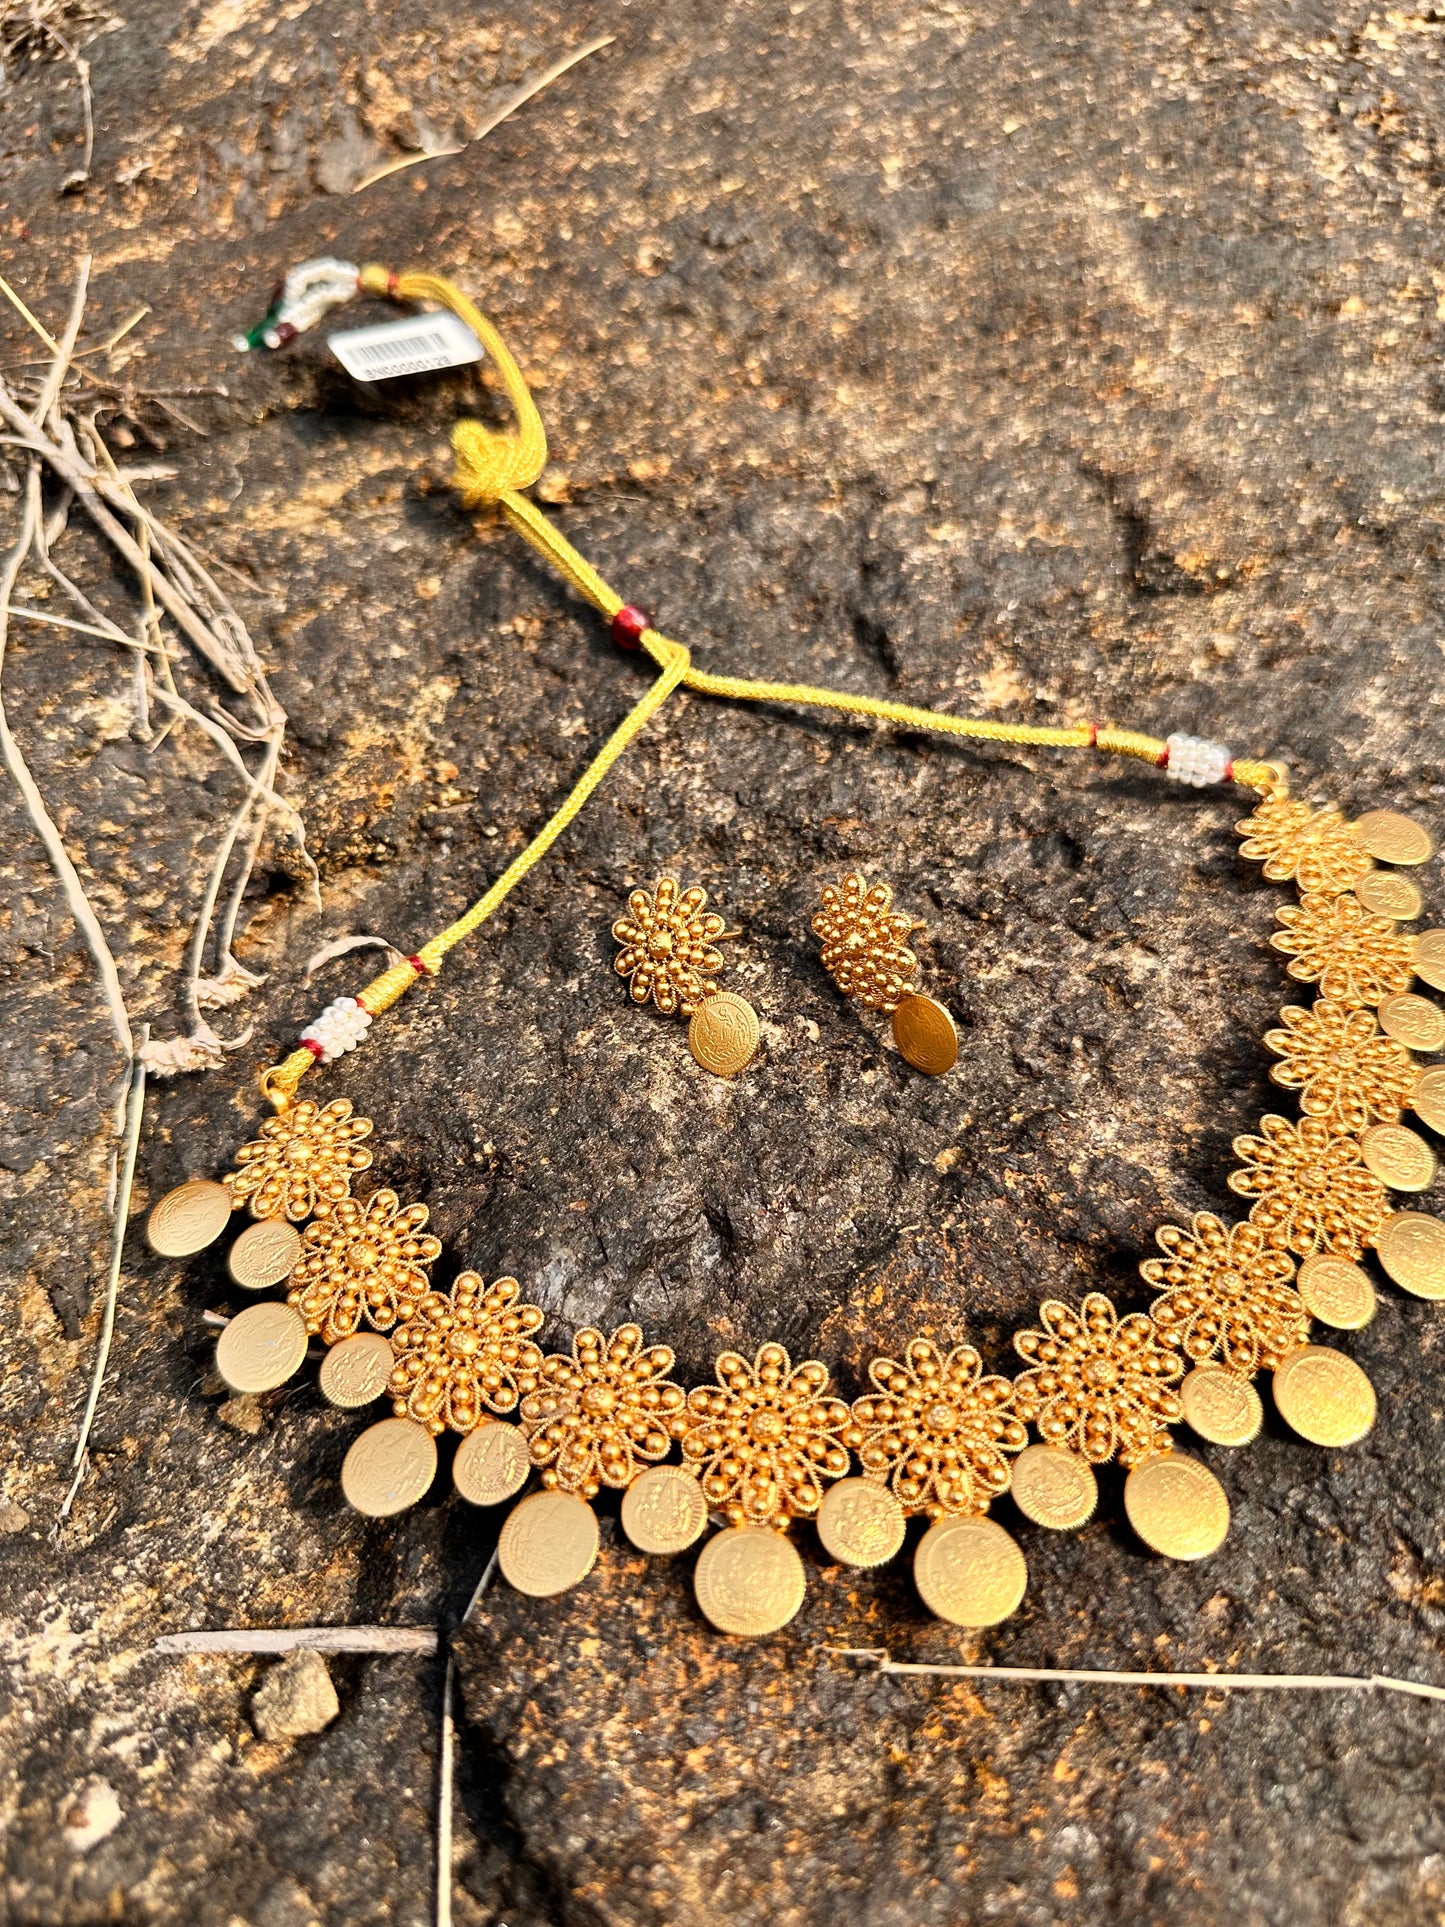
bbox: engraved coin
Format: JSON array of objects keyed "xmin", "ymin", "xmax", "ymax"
[
  {"xmin": 1412, "ymin": 1066, "xmax": 1445, "ymax": 1136},
  {"xmin": 693, "ymin": 1524, "xmax": 807, "ymax": 1636},
  {"xmin": 1180, "ymin": 1365, "xmax": 1263, "ymax": 1447},
  {"xmin": 452, "ymin": 1420, "xmax": 531, "ymax": 1507},
  {"xmin": 1272, "ymin": 1345, "xmax": 1376, "ymax": 1447},
  {"xmin": 1375, "ymin": 1211, "xmax": 1445, "ymax": 1299},
  {"xmin": 1297, "ymin": 1253, "xmax": 1377, "ymax": 1330},
  {"xmin": 1355, "ymin": 871, "xmax": 1424, "ymax": 921},
  {"xmin": 816, "ymin": 1477, "xmax": 907, "ymax": 1569},
  {"xmin": 497, "ymin": 1489, "xmax": 600, "ymax": 1597},
  {"xmin": 1360, "ymin": 1122, "xmax": 1437, "ymax": 1192},
  {"xmin": 891, "ymin": 992, "xmax": 959, "ymax": 1077},
  {"xmin": 214, "ymin": 1301, "xmax": 308, "ymax": 1395},
  {"xmin": 1378, "ymin": 993, "xmax": 1445, "ymax": 1053},
  {"xmin": 1413, "ymin": 930, "xmax": 1445, "ymax": 993},
  {"xmin": 1123, "ymin": 1454, "xmax": 1230, "ymax": 1560},
  {"xmin": 147, "ymin": 1178, "xmax": 233, "ymax": 1257},
  {"xmin": 318, "ymin": 1332, "xmax": 395, "ymax": 1409},
  {"xmin": 1352, "ymin": 809, "xmax": 1434, "ymax": 867},
  {"xmin": 227, "ymin": 1218, "xmax": 302, "ymax": 1291},
  {"xmin": 1009, "ymin": 1442, "xmax": 1098, "ymax": 1531},
  {"xmin": 620, "ymin": 1464, "xmax": 709, "ymax": 1555},
  {"xmin": 913, "ymin": 1514, "xmax": 1027, "ymax": 1627},
  {"xmin": 340, "ymin": 1416, "xmax": 438, "ymax": 1517},
  {"xmin": 688, "ymin": 991, "xmax": 760, "ymax": 1076}
]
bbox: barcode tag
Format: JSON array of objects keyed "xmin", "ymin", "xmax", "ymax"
[{"xmin": 328, "ymin": 310, "xmax": 484, "ymax": 381}]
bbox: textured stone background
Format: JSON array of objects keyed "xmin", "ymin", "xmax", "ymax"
[{"xmin": 3, "ymin": 0, "xmax": 1445, "ymax": 1922}]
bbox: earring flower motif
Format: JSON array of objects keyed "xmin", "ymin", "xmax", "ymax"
[
  {"xmin": 519, "ymin": 1324, "xmax": 688, "ymax": 1499},
  {"xmin": 681, "ymin": 1343, "xmax": 851, "ymax": 1526},
  {"xmin": 1264, "ymin": 999, "xmax": 1418, "ymax": 1135},
  {"xmin": 1236, "ymin": 799, "xmax": 1374, "ymax": 898},
  {"xmin": 227, "ymin": 1097, "xmax": 374, "ymax": 1222},
  {"xmin": 1012, "ymin": 1294, "xmax": 1183, "ymax": 1467},
  {"xmin": 287, "ymin": 1189, "xmax": 441, "ymax": 1343},
  {"xmin": 389, "ymin": 1272, "xmax": 545, "ymax": 1436},
  {"xmin": 846, "ymin": 1339, "xmax": 1027, "ymax": 1518},
  {"xmin": 1141, "ymin": 1211, "xmax": 1307, "ymax": 1374},
  {"xmin": 812, "ymin": 873, "xmax": 921, "ymax": 1012},
  {"xmin": 1270, "ymin": 893, "xmax": 1415, "ymax": 1008},
  {"xmin": 612, "ymin": 877, "xmax": 730, "ymax": 1016},
  {"xmin": 1227, "ymin": 1117, "xmax": 1391, "ymax": 1262}
]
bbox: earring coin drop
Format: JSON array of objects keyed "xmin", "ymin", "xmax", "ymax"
[
  {"xmin": 1179, "ymin": 1364, "xmax": 1264, "ymax": 1447},
  {"xmin": 1272, "ymin": 1346, "xmax": 1377, "ymax": 1447},
  {"xmin": 228, "ymin": 1218, "xmax": 303, "ymax": 1291},
  {"xmin": 318, "ymin": 1332, "xmax": 396, "ymax": 1409},
  {"xmin": 1123, "ymin": 1454, "xmax": 1230, "ymax": 1560},
  {"xmin": 215, "ymin": 1301, "xmax": 309, "ymax": 1395},
  {"xmin": 620, "ymin": 1465, "xmax": 709, "ymax": 1555},
  {"xmin": 147, "ymin": 1178, "xmax": 233, "ymax": 1257},
  {"xmin": 912, "ymin": 1515, "xmax": 1027, "ymax": 1628},
  {"xmin": 891, "ymin": 992, "xmax": 959, "ymax": 1077},
  {"xmin": 341, "ymin": 1417, "xmax": 438, "ymax": 1517},
  {"xmin": 688, "ymin": 990, "xmax": 760, "ymax": 1076},
  {"xmin": 815, "ymin": 1478, "xmax": 907, "ymax": 1569},
  {"xmin": 1352, "ymin": 810, "xmax": 1434, "ymax": 865},
  {"xmin": 694, "ymin": 1525, "xmax": 808, "ymax": 1636},
  {"xmin": 1009, "ymin": 1443, "xmax": 1099, "ymax": 1530},
  {"xmin": 1296, "ymin": 1254, "xmax": 1377, "ymax": 1329},
  {"xmin": 498, "ymin": 1489, "xmax": 600, "ymax": 1596},
  {"xmin": 1375, "ymin": 1212, "xmax": 1445, "ymax": 1298},
  {"xmin": 452, "ymin": 1420, "xmax": 531, "ymax": 1507}
]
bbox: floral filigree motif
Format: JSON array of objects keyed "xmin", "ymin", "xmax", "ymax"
[
  {"xmin": 389, "ymin": 1272, "xmax": 544, "ymax": 1436},
  {"xmin": 286, "ymin": 1189, "xmax": 441, "ymax": 1343},
  {"xmin": 846, "ymin": 1338, "xmax": 1027, "ymax": 1518},
  {"xmin": 1012, "ymin": 1294, "xmax": 1183, "ymax": 1467},
  {"xmin": 811, "ymin": 873, "xmax": 921, "ymax": 1013},
  {"xmin": 1228, "ymin": 1117, "xmax": 1391, "ymax": 1262},
  {"xmin": 1236, "ymin": 798, "xmax": 1374, "ymax": 898},
  {"xmin": 1270, "ymin": 893, "xmax": 1415, "ymax": 1008},
  {"xmin": 612, "ymin": 877, "xmax": 730, "ymax": 1017},
  {"xmin": 681, "ymin": 1343, "xmax": 851, "ymax": 1526},
  {"xmin": 1264, "ymin": 999, "xmax": 1418, "ymax": 1135},
  {"xmin": 519, "ymin": 1324, "xmax": 688, "ymax": 1499},
  {"xmin": 1141, "ymin": 1211, "xmax": 1307, "ymax": 1374},
  {"xmin": 227, "ymin": 1098, "xmax": 373, "ymax": 1222}
]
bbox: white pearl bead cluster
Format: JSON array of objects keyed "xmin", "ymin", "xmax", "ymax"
[
  {"xmin": 1164, "ymin": 732, "xmax": 1232, "ymax": 788},
  {"xmin": 233, "ymin": 256, "xmax": 360, "ymax": 351},
  {"xmin": 300, "ymin": 996, "xmax": 373, "ymax": 1064}
]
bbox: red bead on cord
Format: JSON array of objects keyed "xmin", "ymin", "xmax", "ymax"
[
  {"xmin": 299, "ymin": 1037, "xmax": 325, "ymax": 1061},
  {"xmin": 611, "ymin": 605, "xmax": 651, "ymax": 652}
]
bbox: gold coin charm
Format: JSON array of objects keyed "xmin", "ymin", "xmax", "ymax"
[
  {"xmin": 1352, "ymin": 810, "xmax": 1434, "ymax": 866},
  {"xmin": 1179, "ymin": 1365, "xmax": 1263, "ymax": 1447},
  {"xmin": 318, "ymin": 1332, "xmax": 396, "ymax": 1409},
  {"xmin": 1272, "ymin": 1346, "xmax": 1376, "ymax": 1446},
  {"xmin": 340, "ymin": 1416, "xmax": 438, "ymax": 1517},
  {"xmin": 1297, "ymin": 1253, "xmax": 1377, "ymax": 1329},
  {"xmin": 913, "ymin": 1514, "xmax": 1027, "ymax": 1627},
  {"xmin": 1374, "ymin": 1211, "xmax": 1445, "ymax": 1299},
  {"xmin": 1009, "ymin": 1442, "xmax": 1098, "ymax": 1531},
  {"xmin": 891, "ymin": 992, "xmax": 959, "ymax": 1077},
  {"xmin": 1413, "ymin": 930, "xmax": 1445, "ymax": 993},
  {"xmin": 815, "ymin": 1477, "xmax": 908, "ymax": 1569},
  {"xmin": 620, "ymin": 1465, "xmax": 709, "ymax": 1555},
  {"xmin": 693, "ymin": 1524, "xmax": 807, "ymax": 1636},
  {"xmin": 147, "ymin": 1178, "xmax": 233, "ymax": 1257},
  {"xmin": 214, "ymin": 1301, "xmax": 308, "ymax": 1395},
  {"xmin": 1378, "ymin": 993, "xmax": 1445, "ymax": 1053},
  {"xmin": 1360, "ymin": 1122, "xmax": 1437, "ymax": 1192},
  {"xmin": 687, "ymin": 991, "xmax": 760, "ymax": 1076},
  {"xmin": 228, "ymin": 1218, "xmax": 302, "ymax": 1291},
  {"xmin": 452, "ymin": 1420, "xmax": 532, "ymax": 1507},
  {"xmin": 1412, "ymin": 1067, "xmax": 1445, "ymax": 1136},
  {"xmin": 497, "ymin": 1489, "xmax": 600, "ymax": 1597},
  {"xmin": 1123, "ymin": 1454, "xmax": 1230, "ymax": 1560},
  {"xmin": 1356, "ymin": 871, "xmax": 1424, "ymax": 921}
]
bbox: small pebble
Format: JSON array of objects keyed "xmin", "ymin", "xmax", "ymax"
[{"xmin": 251, "ymin": 1650, "xmax": 340, "ymax": 1742}]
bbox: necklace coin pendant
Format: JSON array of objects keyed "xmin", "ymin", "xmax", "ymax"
[
  {"xmin": 497, "ymin": 1489, "xmax": 600, "ymax": 1597},
  {"xmin": 1356, "ymin": 872, "xmax": 1424, "ymax": 921},
  {"xmin": 215, "ymin": 1301, "xmax": 308, "ymax": 1395},
  {"xmin": 1352, "ymin": 810, "xmax": 1435, "ymax": 866},
  {"xmin": 913, "ymin": 1514, "xmax": 1027, "ymax": 1627},
  {"xmin": 228, "ymin": 1218, "xmax": 302, "ymax": 1291},
  {"xmin": 147, "ymin": 1178, "xmax": 233, "ymax": 1257},
  {"xmin": 340, "ymin": 1416, "xmax": 438, "ymax": 1517},
  {"xmin": 693, "ymin": 1524, "xmax": 807, "ymax": 1636},
  {"xmin": 891, "ymin": 993, "xmax": 959, "ymax": 1076},
  {"xmin": 816, "ymin": 1477, "xmax": 907, "ymax": 1569},
  {"xmin": 1180, "ymin": 1365, "xmax": 1264, "ymax": 1447},
  {"xmin": 1123, "ymin": 1454, "xmax": 1229, "ymax": 1560},
  {"xmin": 1412, "ymin": 1067, "xmax": 1445, "ymax": 1136},
  {"xmin": 1272, "ymin": 1345, "xmax": 1376, "ymax": 1446},
  {"xmin": 1297, "ymin": 1253, "xmax": 1377, "ymax": 1329},
  {"xmin": 1360, "ymin": 1122, "xmax": 1438, "ymax": 1192},
  {"xmin": 1375, "ymin": 1211, "xmax": 1445, "ymax": 1299},
  {"xmin": 688, "ymin": 992, "xmax": 759, "ymax": 1076},
  {"xmin": 1009, "ymin": 1442, "xmax": 1099, "ymax": 1530},
  {"xmin": 1412, "ymin": 930, "xmax": 1445, "ymax": 993},
  {"xmin": 1378, "ymin": 993, "xmax": 1445, "ymax": 1052},
  {"xmin": 318, "ymin": 1332, "xmax": 395, "ymax": 1409},
  {"xmin": 452, "ymin": 1420, "xmax": 531, "ymax": 1507},
  {"xmin": 620, "ymin": 1465, "xmax": 709, "ymax": 1554}
]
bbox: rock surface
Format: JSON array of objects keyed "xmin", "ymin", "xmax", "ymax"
[{"xmin": 3, "ymin": 0, "xmax": 1445, "ymax": 1923}]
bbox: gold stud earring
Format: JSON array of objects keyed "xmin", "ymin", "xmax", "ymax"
[
  {"xmin": 811, "ymin": 871, "xmax": 958, "ymax": 1074},
  {"xmin": 611, "ymin": 875, "xmax": 759, "ymax": 1075}
]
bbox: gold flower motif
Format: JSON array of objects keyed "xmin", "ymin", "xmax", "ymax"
[
  {"xmin": 1264, "ymin": 999, "xmax": 1418, "ymax": 1134},
  {"xmin": 519, "ymin": 1324, "xmax": 688, "ymax": 1499},
  {"xmin": 1236, "ymin": 798, "xmax": 1374, "ymax": 898},
  {"xmin": 1227, "ymin": 1117, "xmax": 1391, "ymax": 1262},
  {"xmin": 1012, "ymin": 1294, "xmax": 1182, "ymax": 1467},
  {"xmin": 389, "ymin": 1272, "xmax": 545, "ymax": 1436},
  {"xmin": 612, "ymin": 877, "xmax": 731, "ymax": 1017},
  {"xmin": 1270, "ymin": 893, "xmax": 1415, "ymax": 1008},
  {"xmin": 681, "ymin": 1343, "xmax": 851, "ymax": 1526},
  {"xmin": 846, "ymin": 1338, "xmax": 1027, "ymax": 1518},
  {"xmin": 286, "ymin": 1189, "xmax": 441, "ymax": 1343},
  {"xmin": 227, "ymin": 1098, "xmax": 373, "ymax": 1222},
  {"xmin": 812, "ymin": 873, "xmax": 921, "ymax": 1012},
  {"xmin": 1142, "ymin": 1211, "xmax": 1307, "ymax": 1374}
]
